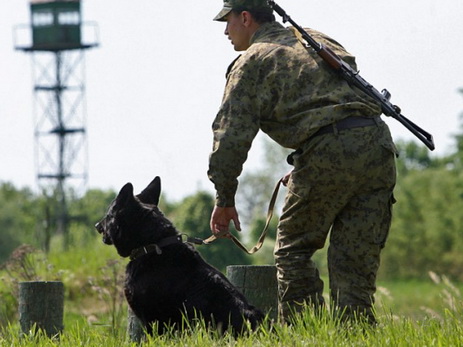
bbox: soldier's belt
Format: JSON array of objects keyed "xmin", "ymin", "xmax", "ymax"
[
  {"xmin": 312, "ymin": 116, "xmax": 379, "ymax": 138},
  {"xmin": 287, "ymin": 116, "xmax": 379, "ymax": 165}
]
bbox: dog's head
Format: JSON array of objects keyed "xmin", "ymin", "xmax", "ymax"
[{"xmin": 95, "ymin": 176, "xmax": 177, "ymax": 257}]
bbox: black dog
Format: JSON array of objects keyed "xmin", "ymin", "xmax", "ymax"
[{"xmin": 95, "ymin": 176, "xmax": 264, "ymax": 335}]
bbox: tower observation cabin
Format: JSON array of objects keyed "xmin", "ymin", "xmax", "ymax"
[{"xmin": 17, "ymin": 0, "xmax": 98, "ymax": 51}]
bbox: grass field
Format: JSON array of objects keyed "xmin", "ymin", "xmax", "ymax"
[
  {"xmin": 1, "ymin": 304, "xmax": 462, "ymax": 347},
  {"xmin": 1, "ymin": 241, "xmax": 462, "ymax": 346}
]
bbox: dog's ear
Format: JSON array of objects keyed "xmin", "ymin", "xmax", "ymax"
[
  {"xmin": 137, "ymin": 176, "xmax": 161, "ymax": 205},
  {"xmin": 116, "ymin": 182, "xmax": 135, "ymax": 207}
]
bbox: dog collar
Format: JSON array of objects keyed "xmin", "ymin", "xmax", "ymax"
[{"xmin": 129, "ymin": 234, "xmax": 205, "ymax": 260}]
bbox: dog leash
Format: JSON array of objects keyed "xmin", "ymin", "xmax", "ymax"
[
  {"xmin": 201, "ymin": 177, "xmax": 284, "ymax": 255},
  {"xmin": 129, "ymin": 178, "xmax": 284, "ymax": 259}
]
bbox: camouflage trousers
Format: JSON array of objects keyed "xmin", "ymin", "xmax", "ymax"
[{"xmin": 274, "ymin": 119, "xmax": 397, "ymax": 322}]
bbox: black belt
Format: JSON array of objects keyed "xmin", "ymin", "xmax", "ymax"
[
  {"xmin": 312, "ymin": 116, "xmax": 379, "ymax": 138},
  {"xmin": 287, "ymin": 116, "xmax": 379, "ymax": 165}
]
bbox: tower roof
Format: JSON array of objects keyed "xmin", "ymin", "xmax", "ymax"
[{"xmin": 31, "ymin": 0, "xmax": 79, "ymax": 3}]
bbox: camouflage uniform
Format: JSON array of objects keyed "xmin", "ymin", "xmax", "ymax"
[{"xmin": 208, "ymin": 20, "xmax": 397, "ymax": 322}]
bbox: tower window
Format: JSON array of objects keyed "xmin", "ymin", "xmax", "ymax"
[
  {"xmin": 58, "ymin": 11, "xmax": 80, "ymax": 25},
  {"xmin": 32, "ymin": 11, "xmax": 53, "ymax": 27}
]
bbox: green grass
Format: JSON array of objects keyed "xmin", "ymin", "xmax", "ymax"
[
  {"xmin": 1, "ymin": 305, "xmax": 462, "ymax": 346},
  {"xmin": 375, "ymin": 276, "xmax": 463, "ymax": 320},
  {"xmin": 1, "ymin": 239, "xmax": 463, "ymax": 346}
]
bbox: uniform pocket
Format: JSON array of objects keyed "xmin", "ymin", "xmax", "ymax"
[
  {"xmin": 286, "ymin": 174, "xmax": 310, "ymax": 201},
  {"xmin": 375, "ymin": 193, "xmax": 396, "ymax": 248},
  {"xmin": 381, "ymin": 141, "xmax": 399, "ymax": 158}
]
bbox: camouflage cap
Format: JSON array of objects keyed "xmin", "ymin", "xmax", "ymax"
[{"xmin": 213, "ymin": 0, "xmax": 273, "ymax": 22}]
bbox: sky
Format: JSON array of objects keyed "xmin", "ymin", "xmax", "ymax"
[{"xmin": 1, "ymin": 0, "xmax": 462, "ymax": 202}]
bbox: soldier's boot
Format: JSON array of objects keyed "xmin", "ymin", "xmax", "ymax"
[
  {"xmin": 277, "ymin": 266, "xmax": 325, "ymax": 323},
  {"xmin": 331, "ymin": 301, "xmax": 377, "ymax": 326},
  {"xmin": 279, "ymin": 293, "xmax": 326, "ymax": 323}
]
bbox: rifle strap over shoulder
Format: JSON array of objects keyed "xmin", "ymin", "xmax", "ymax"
[{"xmin": 288, "ymin": 26, "xmax": 306, "ymax": 45}]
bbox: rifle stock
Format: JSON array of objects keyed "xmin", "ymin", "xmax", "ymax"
[{"xmin": 267, "ymin": 0, "xmax": 435, "ymax": 151}]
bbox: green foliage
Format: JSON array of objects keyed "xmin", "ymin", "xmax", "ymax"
[
  {"xmin": 377, "ymin": 272, "xmax": 463, "ymax": 320},
  {"xmin": 378, "ymin": 128, "xmax": 463, "ymax": 280},
  {"xmin": 68, "ymin": 189, "xmax": 116, "ymax": 230},
  {"xmin": 168, "ymin": 191, "xmax": 251, "ymax": 272},
  {"xmin": 0, "ymin": 183, "xmax": 43, "ymax": 262},
  {"xmin": 381, "ymin": 166, "xmax": 463, "ymax": 280},
  {"xmin": 66, "ymin": 189, "xmax": 117, "ymax": 248},
  {"xmin": 0, "ymin": 184, "xmax": 116, "ymax": 258},
  {"xmin": 394, "ymin": 140, "xmax": 436, "ymax": 173}
]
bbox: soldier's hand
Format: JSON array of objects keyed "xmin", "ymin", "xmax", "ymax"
[{"xmin": 210, "ymin": 206, "xmax": 241, "ymax": 238}]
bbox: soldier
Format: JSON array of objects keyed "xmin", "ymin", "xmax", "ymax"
[{"xmin": 208, "ymin": 0, "xmax": 397, "ymax": 324}]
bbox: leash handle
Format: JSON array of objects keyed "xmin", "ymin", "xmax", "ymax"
[{"xmin": 203, "ymin": 177, "xmax": 284, "ymax": 254}]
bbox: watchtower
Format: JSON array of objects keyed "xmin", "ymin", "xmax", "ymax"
[{"xmin": 14, "ymin": 0, "xmax": 99, "ymax": 248}]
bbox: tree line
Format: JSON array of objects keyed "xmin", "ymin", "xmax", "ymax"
[{"xmin": 1, "ymin": 106, "xmax": 463, "ymax": 281}]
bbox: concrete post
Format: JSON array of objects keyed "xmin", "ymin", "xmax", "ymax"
[
  {"xmin": 227, "ymin": 265, "xmax": 278, "ymax": 320},
  {"xmin": 18, "ymin": 281, "xmax": 64, "ymax": 337}
]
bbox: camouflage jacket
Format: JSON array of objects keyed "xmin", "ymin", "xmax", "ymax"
[{"xmin": 208, "ymin": 21, "xmax": 381, "ymax": 207}]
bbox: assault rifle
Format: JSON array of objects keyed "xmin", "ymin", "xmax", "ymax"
[{"xmin": 267, "ymin": 0, "xmax": 435, "ymax": 151}]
